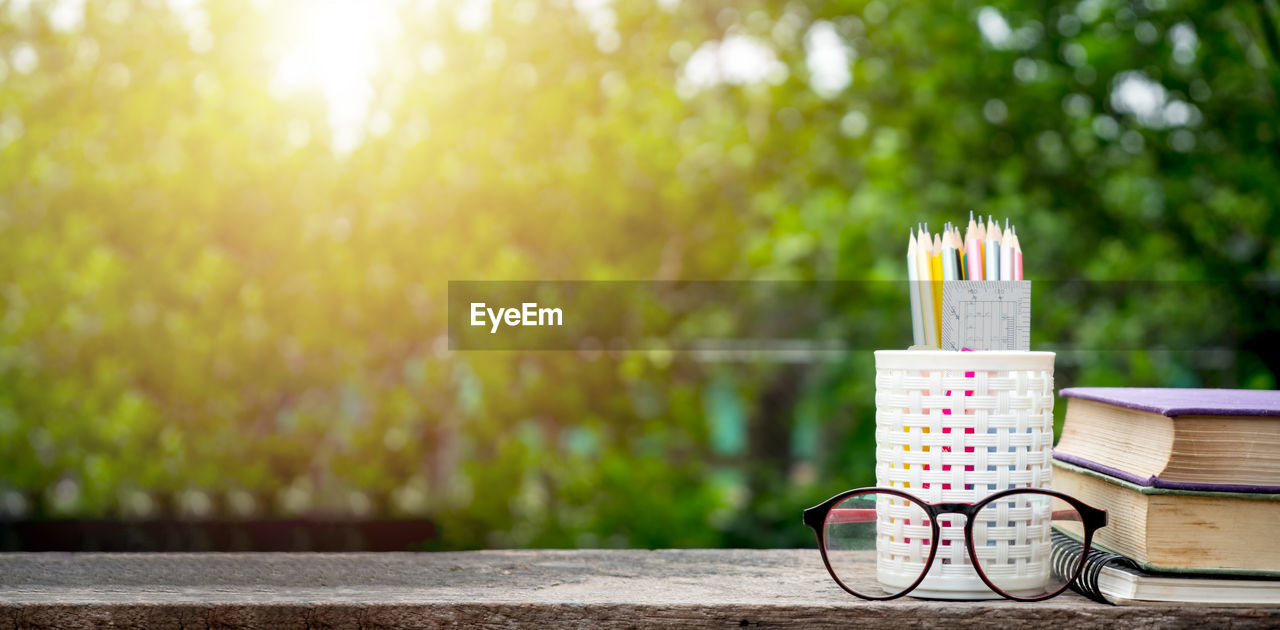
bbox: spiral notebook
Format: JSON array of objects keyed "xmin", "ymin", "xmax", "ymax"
[
  {"xmin": 1051, "ymin": 532, "xmax": 1280, "ymax": 606},
  {"xmin": 1049, "ymin": 532, "xmax": 1280, "ymax": 604}
]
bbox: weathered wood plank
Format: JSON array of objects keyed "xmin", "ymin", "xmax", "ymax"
[{"xmin": 0, "ymin": 550, "xmax": 1275, "ymax": 628}]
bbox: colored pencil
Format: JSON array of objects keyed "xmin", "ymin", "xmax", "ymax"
[
  {"xmin": 1012, "ymin": 226, "xmax": 1024, "ymax": 281},
  {"xmin": 930, "ymin": 232, "xmax": 943, "ymax": 337},
  {"xmin": 999, "ymin": 219, "xmax": 1014, "ymax": 281},
  {"xmin": 952, "ymin": 227, "xmax": 964, "ymax": 281},
  {"xmin": 907, "ymin": 230, "xmax": 925, "ymax": 346},
  {"xmin": 941, "ymin": 226, "xmax": 958, "ymax": 282},
  {"xmin": 916, "ymin": 225, "xmax": 937, "ymax": 347},
  {"xmin": 965, "ymin": 213, "xmax": 983, "ymax": 280},
  {"xmin": 985, "ymin": 215, "xmax": 1001, "ymax": 281},
  {"xmin": 916, "ymin": 225, "xmax": 936, "ymax": 345}
]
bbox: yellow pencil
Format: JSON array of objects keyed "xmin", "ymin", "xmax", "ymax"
[{"xmin": 931, "ymin": 232, "xmax": 943, "ymax": 336}]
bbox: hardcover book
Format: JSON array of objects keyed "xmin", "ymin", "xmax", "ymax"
[
  {"xmin": 1055, "ymin": 387, "xmax": 1280, "ymax": 491},
  {"xmin": 1051, "ymin": 459, "xmax": 1280, "ymax": 575}
]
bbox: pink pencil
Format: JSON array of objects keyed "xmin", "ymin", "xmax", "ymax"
[
  {"xmin": 1012, "ymin": 226, "xmax": 1024, "ymax": 280},
  {"xmin": 966, "ymin": 232, "xmax": 982, "ymax": 280}
]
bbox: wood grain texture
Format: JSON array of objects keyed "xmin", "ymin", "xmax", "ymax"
[{"xmin": 1, "ymin": 549, "xmax": 1276, "ymax": 628}]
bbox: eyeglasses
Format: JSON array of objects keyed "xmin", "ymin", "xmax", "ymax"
[{"xmin": 802, "ymin": 487, "xmax": 1107, "ymax": 601}]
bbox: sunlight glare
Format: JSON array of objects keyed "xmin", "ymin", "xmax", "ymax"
[{"xmin": 270, "ymin": 1, "xmax": 399, "ymax": 155}]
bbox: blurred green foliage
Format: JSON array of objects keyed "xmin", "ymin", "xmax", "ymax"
[{"xmin": 0, "ymin": 0, "xmax": 1277, "ymax": 549}]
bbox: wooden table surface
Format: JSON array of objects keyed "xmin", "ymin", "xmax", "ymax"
[{"xmin": 1, "ymin": 549, "xmax": 1276, "ymax": 628}]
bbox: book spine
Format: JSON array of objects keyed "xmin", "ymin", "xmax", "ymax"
[{"xmin": 1051, "ymin": 531, "xmax": 1133, "ymax": 605}]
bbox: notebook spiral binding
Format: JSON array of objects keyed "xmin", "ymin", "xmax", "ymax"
[{"xmin": 1050, "ymin": 530, "xmax": 1138, "ymax": 605}]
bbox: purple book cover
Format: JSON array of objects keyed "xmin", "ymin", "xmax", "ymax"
[{"xmin": 1059, "ymin": 387, "xmax": 1280, "ymax": 417}]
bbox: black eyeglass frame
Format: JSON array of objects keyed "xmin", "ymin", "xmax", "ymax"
[{"xmin": 802, "ymin": 487, "xmax": 1108, "ymax": 602}]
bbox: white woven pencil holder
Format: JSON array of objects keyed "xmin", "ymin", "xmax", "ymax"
[{"xmin": 873, "ymin": 350, "xmax": 1055, "ymax": 599}]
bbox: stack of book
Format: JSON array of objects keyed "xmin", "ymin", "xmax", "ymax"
[{"xmin": 1051, "ymin": 387, "xmax": 1280, "ymax": 605}]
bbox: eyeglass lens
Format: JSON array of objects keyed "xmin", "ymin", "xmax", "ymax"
[
  {"xmin": 822, "ymin": 491, "xmax": 933, "ymax": 598},
  {"xmin": 971, "ymin": 493, "xmax": 1084, "ymax": 598}
]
